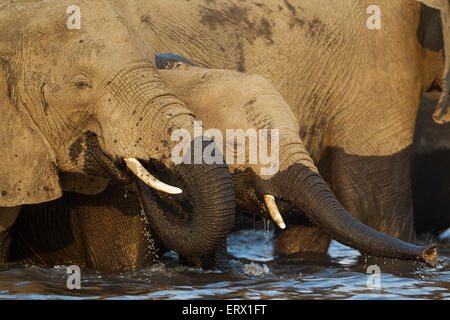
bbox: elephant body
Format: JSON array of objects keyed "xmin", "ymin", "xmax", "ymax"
[
  {"xmin": 0, "ymin": 0, "xmax": 441, "ymax": 271},
  {"xmin": 112, "ymin": 0, "xmax": 449, "ymax": 249}
]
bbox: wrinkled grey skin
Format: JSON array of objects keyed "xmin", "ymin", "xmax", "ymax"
[
  {"xmin": 155, "ymin": 56, "xmax": 437, "ymax": 266},
  {"xmin": 110, "ymin": 0, "xmax": 449, "ymax": 254},
  {"xmin": 4, "ymin": 52, "xmax": 440, "ymax": 270}
]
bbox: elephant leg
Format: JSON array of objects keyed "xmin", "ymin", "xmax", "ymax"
[
  {"xmin": 11, "ymin": 184, "xmax": 158, "ymax": 272},
  {"xmin": 319, "ymin": 145, "xmax": 416, "ymax": 243},
  {"xmin": 412, "ymin": 95, "xmax": 450, "ymax": 236},
  {"xmin": 0, "ymin": 206, "xmax": 21, "ymax": 264},
  {"xmin": 272, "ymin": 210, "xmax": 331, "ymax": 255},
  {"xmin": 180, "ymin": 241, "xmax": 230, "ymax": 271},
  {"xmin": 274, "ymin": 226, "xmax": 331, "ymax": 256},
  {"xmin": 11, "ymin": 194, "xmax": 88, "ymax": 267},
  {"xmin": 70, "ymin": 183, "xmax": 159, "ymax": 271}
]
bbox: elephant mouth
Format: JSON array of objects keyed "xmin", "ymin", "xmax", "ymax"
[
  {"xmin": 81, "ymin": 132, "xmax": 182, "ymax": 195},
  {"xmin": 75, "ymin": 131, "xmax": 132, "ymax": 184},
  {"xmin": 83, "ymin": 132, "xmax": 202, "ymax": 236}
]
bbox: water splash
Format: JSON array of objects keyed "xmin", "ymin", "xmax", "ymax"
[{"xmin": 242, "ymin": 262, "xmax": 271, "ymax": 278}]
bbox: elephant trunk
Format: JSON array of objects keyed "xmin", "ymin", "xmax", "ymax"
[
  {"xmin": 137, "ymin": 143, "xmax": 235, "ymax": 257},
  {"xmin": 102, "ymin": 64, "xmax": 235, "ymax": 258},
  {"xmin": 273, "ymin": 141, "xmax": 437, "ymax": 266}
]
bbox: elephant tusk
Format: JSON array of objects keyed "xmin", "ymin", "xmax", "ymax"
[
  {"xmin": 264, "ymin": 195, "xmax": 286, "ymax": 230},
  {"xmin": 124, "ymin": 158, "xmax": 182, "ymax": 195}
]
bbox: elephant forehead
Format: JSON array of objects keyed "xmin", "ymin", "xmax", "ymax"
[
  {"xmin": 19, "ymin": 0, "xmax": 133, "ymax": 50},
  {"xmin": 17, "ymin": 3, "xmax": 154, "ymax": 78}
]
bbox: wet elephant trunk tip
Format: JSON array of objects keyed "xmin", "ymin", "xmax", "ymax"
[
  {"xmin": 420, "ymin": 244, "xmax": 438, "ymax": 267},
  {"xmin": 362, "ymin": 242, "xmax": 438, "ymax": 267}
]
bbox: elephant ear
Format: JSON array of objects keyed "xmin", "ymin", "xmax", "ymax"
[
  {"xmin": 419, "ymin": 0, "xmax": 450, "ymax": 123},
  {"xmin": 419, "ymin": 0, "xmax": 445, "ymax": 8},
  {"xmin": 0, "ymin": 62, "xmax": 62, "ymax": 207}
]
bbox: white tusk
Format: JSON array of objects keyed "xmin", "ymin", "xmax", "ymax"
[
  {"xmin": 264, "ymin": 195, "xmax": 286, "ymax": 230},
  {"xmin": 124, "ymin": 158, "xmax": 182, "ymax": 195}
]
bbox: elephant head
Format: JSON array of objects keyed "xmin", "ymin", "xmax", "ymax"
[
  {"xmin": 419, "ymin": 0, "xmax": 450, "ymax": 123},
  {"xmin": 158, "ymin": 64, "xmax": 438, "ymax": 266},
  {"xmin": 0, "ymin": 0, "xmax": 235, "ymax": 258}
]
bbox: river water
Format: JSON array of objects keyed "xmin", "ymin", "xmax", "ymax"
[{"xmin": 0, "ymin": 228, "xmax": 449, "ymax": 300}]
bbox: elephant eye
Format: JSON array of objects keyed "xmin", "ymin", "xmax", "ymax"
[{"xmin": 74, "ymin": 81, "xmax": 91, "ymax": 89}]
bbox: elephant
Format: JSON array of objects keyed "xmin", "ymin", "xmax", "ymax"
[
  {"xmin": 0, "ymin": 0, "xmax": 236, "ymax": 271},
  {"xmin": 155, "ymin": 55, "xmax": 438, "ymax": 266},
  {"xmin": 105, "ymin": 0, "xmax": 450, "ymax": 253},
  {"xmin": 4, "ymin": 46, "xmax": 439, "ymax": 270}
]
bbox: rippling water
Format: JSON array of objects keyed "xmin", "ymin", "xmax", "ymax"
[{"xmin": 0, "ymin": 228, "xmax": 449, "ymax": 300}]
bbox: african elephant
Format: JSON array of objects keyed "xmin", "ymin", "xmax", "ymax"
[
  {"xmin": 0, "ymin": 0, "xmax": 236, "ymax": 271},
  {"xmin": 155, "ymin": 56, "xmax": 437, "ymax": 266},
  {"xmin": 109, "ymin": 0, "xmax": 450, "ymax": 251}
]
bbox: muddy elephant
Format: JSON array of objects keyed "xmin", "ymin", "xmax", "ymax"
[
  {"xmin": 108, "ymin": 0, "xmax": 450, "ymax": 251},
  {"xmin": 155, "ymin": 55, "xmax": 437, "ymax": 266},
  {"xmin": 0, "ymin": 0, "xmax": 236, "ymax": 271}
]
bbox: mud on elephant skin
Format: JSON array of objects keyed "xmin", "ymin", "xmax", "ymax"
[
  {"xmin": 156, "ymin": 55, "xmax": 438, "ymax": 266},
  {"xmin": 116, "ymin": 0, "xmax": 449, "ymax": 247},
  {"xmin": 413, "ymin": 92, "xmax": 450, "ymax": 236},
  {"xmin": 0, "ymin": 0, "xmax": 235, "ymax": 270}
]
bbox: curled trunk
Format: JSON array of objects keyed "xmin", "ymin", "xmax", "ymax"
[{"xmin": 137, "ymin": 140, "xmax": 235, "ymax": 258}]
